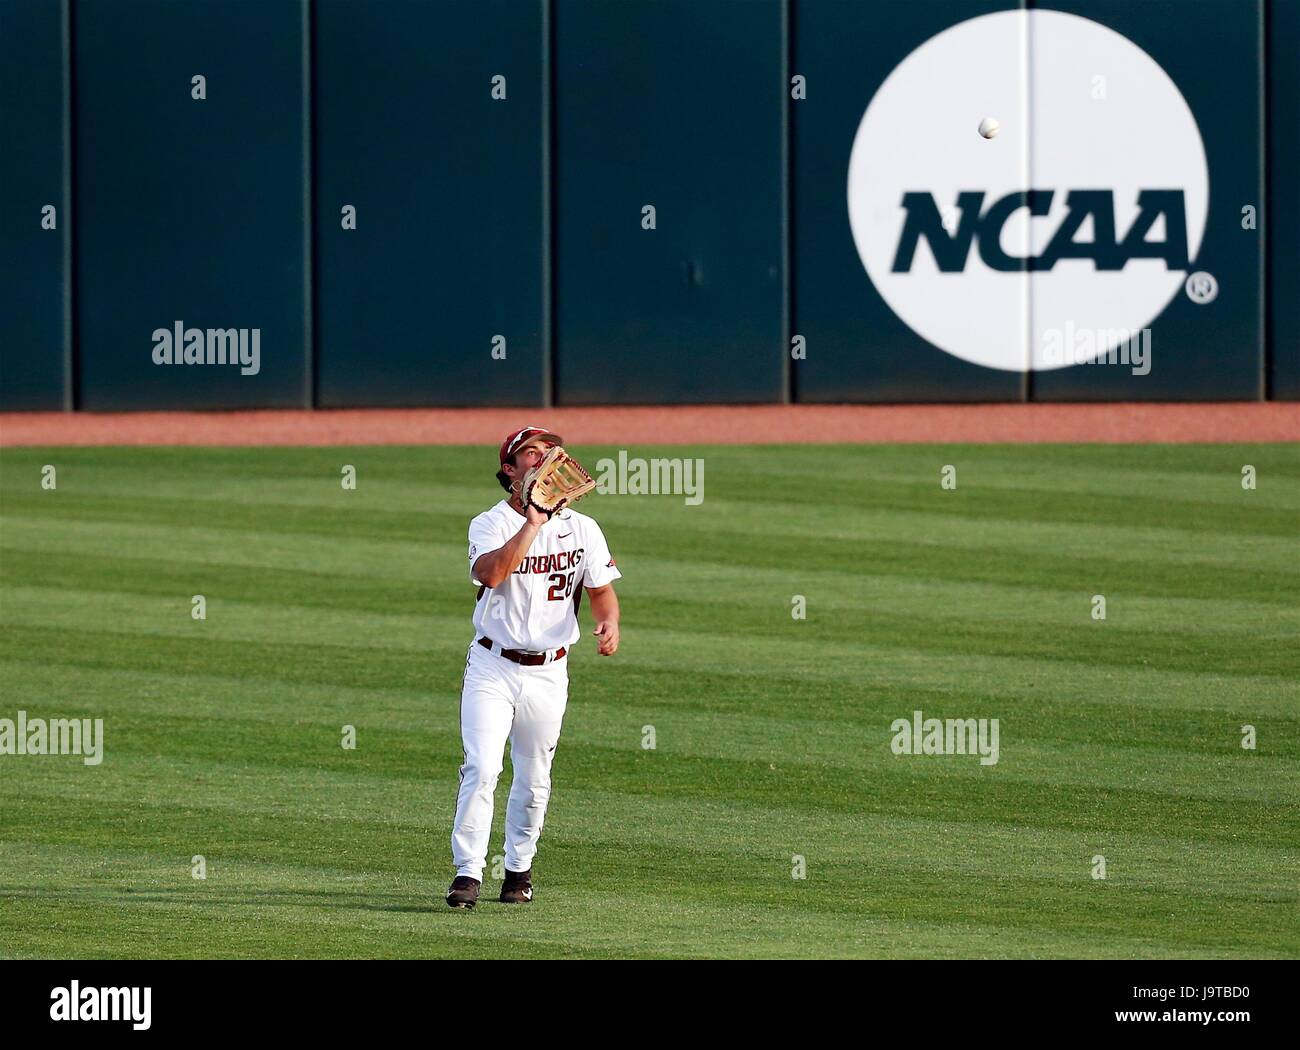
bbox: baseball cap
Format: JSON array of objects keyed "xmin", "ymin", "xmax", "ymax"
[{"xmin": 499, "ymin": 425, "xmax": 563, "ymax": 465}]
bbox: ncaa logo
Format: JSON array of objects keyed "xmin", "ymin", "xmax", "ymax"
[{"xmin": 847, "ymin": 10, "xmax": 1209, "ymax": 372}]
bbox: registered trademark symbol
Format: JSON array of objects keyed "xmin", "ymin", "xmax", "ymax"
[{"xmin": 1185, "ymin": 271, "xmax": 1218, "ymax": 304}]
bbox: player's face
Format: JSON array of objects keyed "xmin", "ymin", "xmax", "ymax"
[
  {"xmin": 505, "ymin": 439, "xmax": 556, "ymax": 493},
  {"xmin": 514, "ymin": 441, "xmax": 551, "ymax": 465},
  {"xmin": 514, "ymin": 440, "xmax": 555, "ymax": 471}
]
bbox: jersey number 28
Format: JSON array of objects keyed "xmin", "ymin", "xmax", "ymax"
[{"xmin": 547, "ymin": 572, "xmax": 575, "ymax": 601}]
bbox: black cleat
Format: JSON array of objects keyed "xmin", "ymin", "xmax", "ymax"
[
  {"xmin": 500, "ymin": 868, "xmax": 534, "ymax": 904},
  {"xmin": 446, "ymin": 875, "xmax": 481, "ymax": 909}
]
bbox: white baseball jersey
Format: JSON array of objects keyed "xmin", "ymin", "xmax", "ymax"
[{"xmin": 468, "ymin": 501, "xmax": 621, "ymax": 651}]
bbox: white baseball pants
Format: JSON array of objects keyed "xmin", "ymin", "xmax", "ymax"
[{"xmin": 451, "ymin": 640, "xmax": 569, "ymax": 880}]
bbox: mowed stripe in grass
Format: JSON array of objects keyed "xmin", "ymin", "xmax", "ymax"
[{"xmin": 0, "ymin": 444, "xmax": 1297, "ymax": 958}]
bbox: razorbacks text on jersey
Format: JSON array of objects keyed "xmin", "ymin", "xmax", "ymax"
[{"xmin": 468, "ymin": 500, "xmax": 621, "ymax": 652}]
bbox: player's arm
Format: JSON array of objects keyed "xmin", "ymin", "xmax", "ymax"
[
  {"xmin": 586, "ymin": 583, "xmax": 620, "ymax": 656},
  {"xmin": 472, "ymin": 505, "xmax": 550, "ymax": 587}
]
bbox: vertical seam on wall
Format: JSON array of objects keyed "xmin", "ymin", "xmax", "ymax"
[
  {"xmin": 304, "ymin": 0, "xmax": 316, "ymax": 408},
  {"xmin": 1260, "ymin": 0, "xmax": 1269, "ymax": 400},
  {"xmin": 782, "ymin": 0, "xmax": 792, "ymax": 404},
  {"xmin": 1022, "ymin": 0, "xmax": 1033, "ymax": 403},
  {"xmin": 542, "ymin": 0, "xmax": 555, "ymax": 409},
  {"xmin": 64, "ymin": 0, "xmax": 76, "ymax": 410}
]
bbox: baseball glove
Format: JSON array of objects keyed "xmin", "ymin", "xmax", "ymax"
[{"xmin": 523, "ymin": 446, "xmax": 597, "ymax": 515}]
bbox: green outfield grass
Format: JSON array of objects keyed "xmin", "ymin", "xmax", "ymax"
[{"xmin": 0, "ymin": 443, "xmax": 1297, "ymax": 959}]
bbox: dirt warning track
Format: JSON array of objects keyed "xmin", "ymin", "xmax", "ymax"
[{"xmin": 1, "ymin": 403, "xmax": 1297, "ymax": 447}]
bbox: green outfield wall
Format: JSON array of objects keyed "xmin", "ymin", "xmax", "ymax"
[{"xmin": 2, "ymin": 0, "xmax": 1296, "ymax": 409}]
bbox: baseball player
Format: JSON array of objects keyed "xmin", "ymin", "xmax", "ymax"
[{"xmin": 446, "ymin": 425, "xmax": 622, "ymax": 908}]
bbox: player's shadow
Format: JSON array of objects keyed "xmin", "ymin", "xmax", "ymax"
[{"xmin": 0, "ymin": 884, "xmax": 444, "ymax": 914}]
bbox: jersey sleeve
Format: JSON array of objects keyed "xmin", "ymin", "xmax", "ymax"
[
  {"xmin": 468, "ymin": 513, "xmax": 512, "ymax": 586},
  {"xmin": 580, "ymin": 518, "xmax": 622, "ymax": 589}
]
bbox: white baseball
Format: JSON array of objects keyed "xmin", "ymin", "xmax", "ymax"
[{"xmin": 978, "ymin": 116, "xmax": 1000, "ymax": 139}]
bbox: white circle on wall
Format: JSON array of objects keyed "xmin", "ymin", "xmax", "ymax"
[{"xmin": 847, "ymin": 9, "xmax": 1209, "ymax": 372}]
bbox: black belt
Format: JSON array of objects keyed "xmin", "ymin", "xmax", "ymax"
[{"xmin": 477, "ymin": 636, "xmax": 566, "ymax": 667}]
